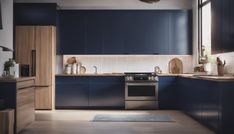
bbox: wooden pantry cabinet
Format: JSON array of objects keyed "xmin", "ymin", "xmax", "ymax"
[{"xmin": 15, "ymin": 26, "xmax": 56, "ymax": 110}]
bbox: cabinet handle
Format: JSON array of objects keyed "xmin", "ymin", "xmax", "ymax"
[{"xmin": 31, "ymin": 50, "xmax": 36, "ymax": 76}]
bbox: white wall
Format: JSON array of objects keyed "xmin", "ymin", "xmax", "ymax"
[
  {"xmin": 0, "ymin": 0, "xmax": 13, "ymax": 75},
  {"xmin": 14, "ymin": 0, "xmax": 193, "ymax": 9},
  {"xmin": 214, "ymin": 53, "xmax": 234, "ymax": 74},
  {"xmin": 192, "ymin": 0, "xmax": 198, "ymax": 67},
  {"xmin": 191, "ymin": 0, "xmax": 234, "ymax": 75},
  {"xmin": 59, "ymin": 55, "xmax": 193, "ymax": 74}
]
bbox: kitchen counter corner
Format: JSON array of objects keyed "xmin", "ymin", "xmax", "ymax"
[{"xmin": 0, "ymin": 77, "xmax": 36, "ymax": 83}]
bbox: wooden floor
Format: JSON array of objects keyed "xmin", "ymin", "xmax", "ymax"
[{"xmin": 19, "ymin": 110, "xmax": 215, "ymax": 134}]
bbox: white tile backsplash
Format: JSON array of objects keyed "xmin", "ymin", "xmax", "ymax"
[
  {"xmin": 214, "ymin": 52, "xmax": 234, "ymax": 74},
  {"xmin": 56, "ymin": 55, "xmax": 193, "ymax": 74}
]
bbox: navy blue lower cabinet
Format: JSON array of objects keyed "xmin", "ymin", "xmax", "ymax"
[
  {"xmin": 177, "ymin": 77, "xmax": 195, "ymax": 114},
  {"xmin": 89, "ymin": 77, "xmax": 125, "ymax": 108},
  {"xmin": 178, "ymin": 77, "xmax": 220, "ymax": 133},
  {"xmin": 55, "ymin": 76, "xmax": 89, "ymax": 108},
  {"xmin": 158, "ymin": 76, "xmax": 178, "ymax": 109},
  {"xmin": 55, "ymin": 76, "xmax": 125, "ymax": 109},
  {"xmin": 219, "ymin": 82, "xmax": 234, "ymax": 134},
  {"xmin": 201, "ymin": 80, "xmax": 219, "ymax": 132}
]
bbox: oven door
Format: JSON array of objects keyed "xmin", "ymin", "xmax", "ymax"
[{"xmin": 125, "ymin": 82, "xmax": 158, "ymax": 101}]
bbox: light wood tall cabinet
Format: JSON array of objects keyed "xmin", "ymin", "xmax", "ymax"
[
  {"xmin": 15, "ymin": 26, "xmax": 56, "ymax": 110},
  {"xmin": 0, "ymin": 77, "xmax": 35, "ymax": 133}
]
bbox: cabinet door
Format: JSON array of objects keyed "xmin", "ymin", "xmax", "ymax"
[
  {"xmin": 55, "ymin": 77, "xmax": 89, "ymax": 108},
  {"xmin": 169, "ymin": 11, "xmax": 192, "ymax": 55},
  {"xmin": 212, "ymin": 0, "xmax": 234, "ymax": 54},
  {"xmin": 124, "ymin": 11, "xmax": 169, "ymax": 54},
  {"xmin": 57, "ymin": 11, "xmax": 86, "ymax": 54},
  {"xmin": 14, "ymin": 3, "xmax": 57, "ymax": 26},
  {"xmin": 211, "ymin": 0, "xmax": 224, "ymax": 54},
  {"xmin": 85, "ymin": 11, "xmax": 104, "ymax": 54},
  {"xmin": 230, "ymin": 0, "xmax": 234, "ymax": 49},
  {"xmin": 220, "ymin": 82, "xmax": 234, "ymax": 134},
  {"xmin": 190, "ymin": 79, "xmax": 203, "ymax": 121},
  {"xmin": 17, "ymin": 87, "xmax": 35, "ymax": 133},
  {"xmin": 15, "ymin": 26, "xmax": 35, "ymax": 76},
  {"xmin": 89, "ymin": 77, "xmax": 125, "ymax": 108},
  {"xmin": 35, "ymin": 26, "xmax": 56, "ymax": 86},
  {"xmin": 103, "ymin": 11, "xmax": 125, "ymax": 54},
  {"xmin": 201, "ymin": 80, "xmax": 219, "ymax": 132},
  {"xmin": 35, "ymin": 86, "xmax": 52, "ymax": 110},
  {"xmin": 221, "ymin": 0, "xmax": 231, "ymax": 53},
  {"xmin": 178, "ymin": 77, "xmax": 203, "ymax": 119},
  {"xmin": 158, "ymin": 76, "xmax": 178, "ymax": 109}
]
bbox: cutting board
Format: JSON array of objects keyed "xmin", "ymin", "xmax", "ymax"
[{"xmin": 168, "ymin": 58, "xmax": 183, "ymax": 74}]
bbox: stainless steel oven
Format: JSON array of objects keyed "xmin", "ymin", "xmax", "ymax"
[
  {"xmin": 125, "ymin": 82, "xmax": 158, "ymax": 100},
  {"xmin": 125, "ymin": 73, "xmax": 159, "ymax": 110}
]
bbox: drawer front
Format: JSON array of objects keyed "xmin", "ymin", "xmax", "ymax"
[
  {"xmin": 17, "ymin": 80, "xmax": 35, "ymax": 89},
  {"xmin": 16, "ymin": 87, "xmax": 35, "ymax": 133},
  {"xmin": 35, "ymin": 87, "xmax": 52, "ymax": 110}
]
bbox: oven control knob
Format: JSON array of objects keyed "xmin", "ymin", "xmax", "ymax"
[
  {"xmin": 148, "ymin": 76, "xmax": 155, "ymax": 80},
  {"xmin": 126, "ymin": 76, "xmax": 133, "ymax": 81}
]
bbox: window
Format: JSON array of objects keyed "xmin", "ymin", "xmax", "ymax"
[{"xmin": 198, "ymin": 0, "xmax": 211, "ymax": 63}]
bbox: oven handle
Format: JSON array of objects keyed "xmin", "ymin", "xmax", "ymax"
[{"xmin": 126, "ymin": 82, "xmax": 157, "ymax": 86}]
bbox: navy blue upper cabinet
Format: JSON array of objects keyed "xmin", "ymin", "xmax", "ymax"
[
  {"xmin": 85, "ymin": 11, "xmax": 104, "ymax": 54},
  {"xmin": 14, "ymin": 3, "xmax": 57, "ymax": 26},
  {"xmin": 57, "ymin": 10, "xmax": 192, "ymax": 55},
  {"xmin": 211, "ymin": 0, "xmax": 223, "ymax": 54},
  {"xmin": 102, "ymin": 11, "xmax": 125, "ymax": 54},
  {"xmin": 231, "ymin": 1, "xmax": 234, "ymax": 49},
  {"xmin": 124, "ymin": 11, "xmax": 169, "ymax": 54},
  {"xmin": 58, "ymin": 10, "xmax": 86, "ymax": 54},
  {"xmin": 169, "ymin": 10, "xmax": 192, "ymax": 55},
  {"xmin": 211, "ymin": 0, "xmax": 234, "ymax": 54}
]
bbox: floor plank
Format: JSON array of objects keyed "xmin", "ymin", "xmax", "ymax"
[{"xmin": 19, "ymin": 110, "xmax": 215, "ymax": 134}]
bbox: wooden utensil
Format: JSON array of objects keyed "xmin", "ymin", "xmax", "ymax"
[
  {"xmin": 67, "ymin": 57, "xmax": 77, "ymax": 64},
  {"xmin": 168, "ymin": 58, "xmax": 183, "ymax": 74},
  {"xmin": 80, "ymin": 66, "xmax": 86, "ymax": 74}
]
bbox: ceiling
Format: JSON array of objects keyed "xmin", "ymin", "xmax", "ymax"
[{"xmin": 14, "ymin": 0, "xmax": 193, "ymax": 9}]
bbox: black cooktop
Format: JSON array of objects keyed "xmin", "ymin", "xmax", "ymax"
[{"xmin": 124, "ymin": 72, "xmax": 156, "ymax": 76}]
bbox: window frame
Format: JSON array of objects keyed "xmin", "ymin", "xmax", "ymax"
[{"xmin": 198, "ymin": 0, "xmax": 211, "ymax": 63}]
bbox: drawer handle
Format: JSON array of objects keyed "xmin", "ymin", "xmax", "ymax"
[{"xmin": 31, "ymin": 50, "xmax": 36, "ymax": 76}]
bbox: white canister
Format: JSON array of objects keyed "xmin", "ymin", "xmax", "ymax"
[
  {"xmin": 72, "ymin": 64, "xmax": 77, "ymax": 75},
  {"xmin": 76, "ymin": 64, "xmax": 80, "ymax": 74},
  {"xmin": 65, "ymin": 64, "xmax": 72, "ymax": 74},
  {"xmin": 9, "ymin": 64, "xmax": 19, "ymax": 78},
  {"xmin": 204, "ymin": 63, "xmax": 217, "ymax": 75}
]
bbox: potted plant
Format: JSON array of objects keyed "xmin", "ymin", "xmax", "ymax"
[{"xmin": 3, "ymin": 59, "xmax": 15, "ymax": 76}]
